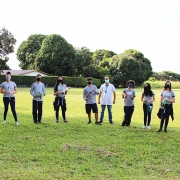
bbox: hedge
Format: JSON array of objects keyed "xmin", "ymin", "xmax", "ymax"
[{"xmin": 0, "ymin": 75, "xmax": 102, "ymax": 88}]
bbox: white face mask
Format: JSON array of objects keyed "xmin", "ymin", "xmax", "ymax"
[
  {"xmin": 6, "ymin": 77, "xmax": 11, "ymax": 81},
  {"xmin": 105, "ymin": 80, "xmax": 109, "ymax": 83}
]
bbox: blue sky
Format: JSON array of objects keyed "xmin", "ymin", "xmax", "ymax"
[{"xmin": 1, "ymin": 0, "xmax": 180, "ymax": 73}]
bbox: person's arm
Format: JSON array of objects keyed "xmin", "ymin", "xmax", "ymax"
[
  {"xmin": 141, "ymin": 94, "xmax": 145, "ymax": 102},
  {"xmin": 98, "ymin": 91, "xmax": 102, "ymax": 104},
  {"xmin": 30, "ymin": 83, "xmax": 36, "ymax": 97},
  {"xmin": 160, "ymin": 95, "xmax": 163, "ymax": 107},
  {"xmin": 165, "ymin": 97, "xmax": 175, "ymax": 103},
  {"xmin": 113, "ymin": 91, "xmax": 116, "ymax": 104},
  {"xmin": 42, "ymin": 83, "xmax": 46, "ymax": 96},
  {"xmin": 13, "ymin": 87, "xmax": 17, "ymax": 94},
  {"xmin": 83, "ymin": 89, "xmax": 88, "ymax": 101}
]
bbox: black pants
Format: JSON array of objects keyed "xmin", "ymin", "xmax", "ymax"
[
  {"xmin": 160, "ymin": 104, "xmax": 172, "ymax": 130},
  {"xmin": 54, "ymin": 97, "xmax": 66, "ymax": 121},
  {"xmin": 122, "ymin": 106, "xmax": 134, "ymax": 126},
  {"xmin": 32, "ymin": 100, "xmax": 43, "ymax": 123},
  {"xmin": 3, "ymin": 97, "xmax": 18, "ymax": 122},
  {"xmin": 143, "ymin": 103, "xmax": 153, "ymax": 126}
]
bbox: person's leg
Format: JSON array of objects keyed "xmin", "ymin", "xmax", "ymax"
[
  {"xmin": 164, "ymin": 106, "xmax": 170, "ymax": 132},
  {"xmin": 122, "ymin": 106, "xmax": 128, "ymax": 126},
  {"xmin": 147, "ymin": 104, "xmax": 153, "ymax": 126},
  {"xmin": 99, "ymin": 105, "xmax": 106, "ymax": 123},
  {"xmin": 107, "ymin": 105, "xmax": 113, "ymax": 124},
  {"xmin": 61, "ymin": 105, "xmax": 67, "ymax": 122},
  {"xmin": 9, "ymin": 97, "xmax": 18, "ymax": 122},
  {"xmin": 158, "ymin": 109, "xmax": 165, "ymax": 132},
  {"xmin": 127, "ymin": 106, "xmax": 134, "ymax": 126},
  {"xmin": 92, "ymin": 103, "xmax": 101, "ymax": 124},
  {"xmin": 86, "ymin": 104, "xmax": 91, "ymax": 124},
  {"xmin": 143, "ymin": 103, "xmax": 147, "ymax": 127},
  {"xmin": 32, "ymin": 100, "xmax": 37, "ymax": 123},
  {"xmin": 3, "ymin": 97, "xmax": 9, "ymax": 121},
  {"xmin": 55, "ymin": 106, "xmax": 60, "ymax": 122},
  {"xmin": 37, "ymin": 101, "xmax": 43, "ymax": 123}
]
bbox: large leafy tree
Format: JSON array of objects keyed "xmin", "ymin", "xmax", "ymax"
[
  {"xmin": 109, "ymin": 49, "xmax": 152, "ymax": 87},
  {"xmin": 92, "ymin": 49, "xmax": 116, "ymax": 66},
  {"xmin": 35, "ymin": 34, "xmax": 75, "ymax": 75},
  {"xmin": 16, "ymin": 34, "xmax": 47, "ymax": 69},
  {"xmin": 74, "ymin": 47, "xmax": 93, "ymax": 76},
  {"xmin": 0, "ymin": 27, "xmax": 16, "ymax": 72}
]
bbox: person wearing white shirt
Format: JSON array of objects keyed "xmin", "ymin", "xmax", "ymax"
[{"xmin": 98, "ymin": 76, "xmax": 116, "ymax": 124}]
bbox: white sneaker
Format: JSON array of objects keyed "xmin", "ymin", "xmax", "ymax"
[
  {"xmin": 3, "ymin": 120, "xmax": 6, "ymax": 124},
  {"xmin": 142, "ymin": 125, "xmax": 146, "ymax": 129},
  {"xmin": 16, "ymin": 121, "xmax": 19, "ymax": 125},
  {"xmin": 147, "ymin": 126, "xmax": 150, "ymax": 129}
]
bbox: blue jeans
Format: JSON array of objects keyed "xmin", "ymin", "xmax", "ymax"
[{"xmin": 100, "ymin": 105, "xmax": 112, "ymax": 123}]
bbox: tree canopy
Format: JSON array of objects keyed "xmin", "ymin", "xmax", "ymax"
[
  {"xmin": 109, "ymin": 49, "xmax": 152, "ymax": 87},
  {"xmin": 35, "ymin": 34, "xmax": 75, "ymax": 76},
  {"xmin": 0, "ymin": 27, "xmax": 16, "ymax": 72}
]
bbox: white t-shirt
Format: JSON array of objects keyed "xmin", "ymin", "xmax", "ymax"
[{"xmin": 100, "ymin": 83, "xmax": 116, "ymax": 105}]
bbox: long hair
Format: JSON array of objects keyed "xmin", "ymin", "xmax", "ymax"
[
  {"xmin": 164, "ymin": 81, "xmax": 171, "ymax": 91},
  {"xmin": 144, "ymin": 83, "xmax": 153, "ymax": 96},
  {"xmin": 54, "ymin": 76, "xmax": 63, "ymax": 92}
]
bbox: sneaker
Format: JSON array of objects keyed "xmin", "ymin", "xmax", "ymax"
[
  {"xmin": 16, "ymin": 121, "xmax": 19, "ymax": 125},
  {"xmin": 87, "ymin": 121, "xmax": 92, "ymax": 124},
  {"xmin": 56, "ymin": 120, "xmax": 59, "ymax": 123},
  {"xmin": 95, "ymin": 122, "xmax": 102, "ymax": 125},
  {"xmin": 142, "ymin": 125, "xmax": 146, "ymax": 129},
  {"xmin": 64, "ymin": 120, "xmax": 67, "ymax": 123},
  {"xmin": 157, "ymin": 129, "xmax": 162, "ymax": 132},
  {"xmin": 3, "ymin": 120, "xmax": 6, "ymax": 124},
  {"xmin": 164, "ymin": 129, "xmax": 167, "ymax": 132},
  {"xmin": 147, "ymin": 126, "xmax": 150, "ymax": 129}
]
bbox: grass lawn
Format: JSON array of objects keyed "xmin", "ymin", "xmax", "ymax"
[{"xmin": 0, "ymin": 87, "xmax": 180, "ymax": 180}]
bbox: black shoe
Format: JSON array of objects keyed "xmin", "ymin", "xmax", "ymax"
[
  {"xmin": 157, "ymin": 129, "xmax": 162, "ymax": 132},
  {"xmin": 164, "ymin": 129, "xmax": 167, "ymax": 132},
  {"xmin": 110, "ymin": 122, "xmax": 113, "ymax": 124},
  {"xmin": 121, "ymin": 124, "xmax": 125, "ymax": 126},
  {"xmin": 95, "ymin": 122, "xmax": 102, "ymax": 125},
  {"xmin": 87, "ymin": 121, "xmax": 92, "ymax": 124},
  {"xmin": 99, "ymin": 121, "xmax": 102, "ymax": 123},
  {"xmin": 56, "ymin": 120, "xmax": 59, "ymax": 123}
]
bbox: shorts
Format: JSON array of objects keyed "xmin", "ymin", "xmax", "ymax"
[{"xmin": 85, "ymin": 103, "xmax": 98, "ymax": 114}]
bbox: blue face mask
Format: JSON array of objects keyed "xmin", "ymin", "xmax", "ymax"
[
  {"xmin": 128, "ymin": 83, "xmax": 133, "ymax": 88},
  {"xmin": 105, "ymin": 80, "xmax": 109, "ymax": 83}
]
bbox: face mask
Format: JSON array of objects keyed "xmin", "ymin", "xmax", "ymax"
[
  {"xmin": 37, "ymin": 78, "xmax": 41, "ymax": 81},
  {"xmin": 105, "ymin": 80, "xmax": 109, "ymax": 83},
  {"xmin": 58, "ymin": 80, "xmax": 63, "ymax": 83},
  {"xmin": 166, "ymin": 84, "xmax": 170, "ymax": 88},
  {"xmin": 144, "ymin": 86, "xmax": 150, "ymax": 90},
  {"xmin": 128, "ymin": 84, "xmax": 133, "ymax": 88},
  {"xmin": 6, "ymin": 77, "xmax": 11, "ymax": 81},
  {"xmin": 87, "ymin": 82, "xmax": 92, "ymax": 85}
]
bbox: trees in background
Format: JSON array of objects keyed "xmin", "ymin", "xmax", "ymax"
[
  {"xmin": 16, "ymin": 34, "xmax": 154, "ymax": 85},
  {"xmin": 0, "ymin": 27, "xmax": 16, "ymax": 72},
  {"xmin": 16, "ymin": 34, "xmax": 47, "ymax": 70},
  {"xmin": 109, "ymin": 49, "xmax": 152, "ymax": 87}
]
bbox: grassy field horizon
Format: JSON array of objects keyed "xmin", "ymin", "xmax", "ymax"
[{"xmin": 0, "ymin": 87, "xmax": 180, "ymax": 180}]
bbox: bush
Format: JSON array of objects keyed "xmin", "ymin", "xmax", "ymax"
[{"xmin": 0, "ymin": 75, "xmax": 102, "ymax": 87}]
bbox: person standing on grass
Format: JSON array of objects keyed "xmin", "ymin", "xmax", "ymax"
[
  {"xmin": 98, "ymin": 76, "xmax": 116, "ymax": 124},
  {"xmin": 158, "ymin": 81, "xmax": 175, "ymax": 133},
  {"xmin": 53, "ymin": 76, "xmax": 69, "ymax": 123},
  {"xmin": 30, "ymin": 74, "xmax": 46, "ymax": 124},
  {"xmin": 83, "ymin": 77, "xmax": 101, "ymax": 125},
  {"xmin": 1, "ymin": 71, "xmax": 19, "ymax": 125},
  {"xmin": 121, "ymin": 80, "xmax": 135, "ymax": 126},
  {"xmin": 141, "ymin": 83, "xmax": 155, "ymax": 129}
]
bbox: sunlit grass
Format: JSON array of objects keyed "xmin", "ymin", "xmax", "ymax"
[{"xmin": 0, "ymin": 87, "xmax": 180, "ymax": 180}]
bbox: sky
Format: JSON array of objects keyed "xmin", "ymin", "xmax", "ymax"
[{"xmin": 1, "ymin": 0, "xmax": 180, "ymax": 73}]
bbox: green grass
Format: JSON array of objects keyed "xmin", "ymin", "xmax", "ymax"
[{"xmin": 0, "ymin": 87, "xmax": 180, "ymax": 180}]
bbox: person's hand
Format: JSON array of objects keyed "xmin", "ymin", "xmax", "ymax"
[
  {"xmin": 113, "ymin": 100, "xmax": 116, "ymax": 104},
  {"xmin": 84, "ymin": 98, "xmax": 88, "ymax": 101},
  {"xmin": 98, "ymin": 100, "xmax": 100, "ymax": 104}
]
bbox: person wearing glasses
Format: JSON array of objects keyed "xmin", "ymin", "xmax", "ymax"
[
  {"xmin": 1, "ymin": 71, "xmax": 19, "ymax": 125},
  {"xmin": 98, "ymin": 76, "xmax": 116, "ymax": 124}
]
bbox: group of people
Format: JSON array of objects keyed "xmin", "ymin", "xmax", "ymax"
[
  {"xmin": 0, "ymin": 72, "xmax": 175, "ymax": 132},
  {"xmin": 83, "ymin": 77, "xmax": 175, "ymax": 132}
]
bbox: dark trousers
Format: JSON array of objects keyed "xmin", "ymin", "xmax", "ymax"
[
  {"xmin": 122, "ymin": 106, "xmax": 134, "ymax": 126},
  {"xmin": 32, "ymin": 100, "xmax": 43, "ymax": 123},
  {"xmin": 160, "ymin": 104, "xmax": 172, "ymax": 130},
  {"xmin": 54, "ymin": 97, "xmax": 66, "ymax": 121},
  {"xmin": 143, "ymin": 103, "xmax": 153, "ymax": 126},
  {"xmin": 3, "ymin": 97, "xmax": 18, "ymax": 122}
]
